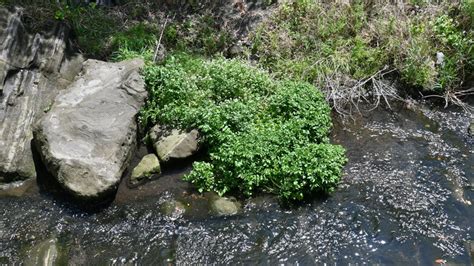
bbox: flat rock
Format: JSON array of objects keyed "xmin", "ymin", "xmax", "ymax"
[
  {"xmin": 160, "ymin": 200, "xmax": 187, "ymax": 219},
  {"xmin": 130, "ymin": 154, "xmax": 161, "ymax": 185},
  {"xmin": 0, "ymin": 8, "xmax": 83, "ymax": 183},
  {"xmin": 33, "ymin": 59, "xmax": 147, "ymax": 200},
  {"xmin": 210, "ymin": 195, "xmax": 240, "ymax": 216},
  {"xmin": 149, "ymin": 125, "xmax": 199, "ymax": 162}
]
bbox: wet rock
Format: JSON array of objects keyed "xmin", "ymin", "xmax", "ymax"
[
  {"xmin": 0, "ymin": 179, "xmax": 36, "ymax": 197},
  {"xmin": 0, "ymin": 8, "xmax": 83, "ymax": 184},
  {"xmin": 149, "ymin": 125, "xmax": 199, "ymax": 162},
  {"xmin": 130, "ymin": 154, "xmax": 161, "ymax": 185},
  {"xmin": 33, "ymin": 59, "xmax": 147, "ymax": 200},
  {"xmin": 160, "ymin": 200, "xmax": 186, "ymax": 219},
  {"xmin": 469, "ymin": 121, "xmax": 474, "ymax": 137},
  {"xmin": 24, "ymin": 239, "xmax": 59, "ymax": 266},
  {"xmin": 210, "ymin": 195, "xmax": 241, "ymax": 216}
]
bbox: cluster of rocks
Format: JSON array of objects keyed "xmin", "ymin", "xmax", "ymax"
[
  {"xmin": 0, "ymin": 8, "xmax": 201, "ymax": 202},
  {"xmin": 130, "ymin": 126, "xmax": 200, "ymax": 186},
  {"xmin": 0, "ymin": 8, "xmax": 244, "ymax": 218}
]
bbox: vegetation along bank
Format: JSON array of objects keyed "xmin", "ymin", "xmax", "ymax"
[{"xmin": 1, "ymin": 0, "xmax": 472, "ymax": 202}]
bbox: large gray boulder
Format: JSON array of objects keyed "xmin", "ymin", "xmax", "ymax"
[
  {"xmin": 33, "ymin": 59, "xmax": 147, "ymax": 199},
  {"xmin": 0, "ymin": 8, "xmax": 83, "ymax": 183}
]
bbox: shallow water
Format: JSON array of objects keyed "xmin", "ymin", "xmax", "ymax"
[{"xmin": 0, "ymin": 102, "xmax": 473, "ymax": 265}]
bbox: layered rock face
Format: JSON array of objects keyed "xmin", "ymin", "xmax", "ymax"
[
  {"xmin": 33, "ymin": 59, "xmax": 147, "ymax": 199},
  {"xmin": 0, "ymin": 8, "xmax": 83, "ymax": 183}
]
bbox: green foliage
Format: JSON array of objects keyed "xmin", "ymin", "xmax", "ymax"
[
  {"xmin": 250, "ymin": 1, "xmax": 388, "ymax": 86},
  {"xmin": 142, "ymin": 54, "xmax": 346, "ymax": 201},
  {"xmin": 109, "ymin": 23, "xmax": 157, "ymax": 62},
  {"xmin": 399, "ymin": 48, "xmax": 436, "ymax": 90},
  {"xmin": 164, "ymin": 15, "xmax": 232, "ymax": 56},
  {"xmin": 461, "ymin": 0, "xmax": 474, "ymax": 27},
  {"xmin": 111, "ymin": 23, "xmax": 157, "ymax": 52},
  {"xmin": 64, "ymin": 4, "xmax": 119, "ymax": 58},
  {"xmin": 435, "ymin": 14, "xmax": 473, "ymax": 85},
  {"xmin": 350, "ymin": 37, "xmax": 386, "ymax": 79}
]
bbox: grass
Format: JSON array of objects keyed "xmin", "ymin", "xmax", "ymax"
[{"xmin": 250, "ymin": 1, "xmax": 474, "ymax": 94}]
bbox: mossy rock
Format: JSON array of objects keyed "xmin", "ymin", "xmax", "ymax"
[
  {"xmin": 130, "ymin": 154, "xmax": 161, "ymax": 185},
  {"xmin": 210, "ymin": 195, "xmax": 241, "ymax": 216}
]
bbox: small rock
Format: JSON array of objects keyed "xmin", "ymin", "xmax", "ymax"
[
  {"xmin": 24, "ymin": 238, "xmax": 59, "ymax": 266},
  {"xmin": 436, "ymin": 51, "xmax": 445, "ymax": 66},
  {"xmin": 130, "ymin": 154, "xmax": 161, "ymax": 185},
  {"xmin": 211, "ymin": 196, "xmax": 240, "ymax": 216},
  {"xmin": 0, "ymin": 179, "xmax": 35, "ymax": 197},
  {"xmin": 160, "ymin": 200, "xmax": 186, "ymax": 219},
  {"xmin": 149, "ymin": 125, "xmax": 199, "ymax": 162}
]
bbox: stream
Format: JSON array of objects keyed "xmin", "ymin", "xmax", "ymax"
[{"xmin": 0, "ymin": 101, "xmax": 473, "ymax": 265}]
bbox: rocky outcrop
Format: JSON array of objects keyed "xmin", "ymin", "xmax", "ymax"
[
  {"xmin": 33, "ymin": 59, "xmax": 147, "ymax": 200},
  {"xmin": 149, "ymin": 125, "xmax": 200, "ymax": 162},
  {"xmin": 130, "ymin": 154, "xmax": 161, "ymax": 185},
  {"xmin": 0, "ymin": 8, "xmax": 83, "ymax": 183}
]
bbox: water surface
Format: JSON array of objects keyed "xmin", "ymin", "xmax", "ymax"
[{"xmin": 0, "ymin": 102, "xmax": 472, "ymax": 264}]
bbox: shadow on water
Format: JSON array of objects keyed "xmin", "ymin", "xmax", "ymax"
[{"xmin": 0, "ymin": 100, "xmax": 473, "ymax": 264}]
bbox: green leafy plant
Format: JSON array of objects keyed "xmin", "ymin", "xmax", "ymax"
[
  {"xmin": 141, "ymin": 54, "xmax": 346, "ymax": 201},
  {"xmin": 111, "ymin": 23, "xmax": 157, "ymax": 52}
]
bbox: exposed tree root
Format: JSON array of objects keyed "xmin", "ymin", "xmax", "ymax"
[
  {"xmin": 324, "ymin": 68, "xmax": 473, "ymax": 119},
  {"xmin": 422, "ymin": 88, "xmax": 474, "ymax": 114},
  {"xmin": 323, "ymin": 66, "xmax": 402, "ymax": 119}
]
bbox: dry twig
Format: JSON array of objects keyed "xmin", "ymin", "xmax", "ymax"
[
  {"xmin": 423, "ymin": 88, "xmax": 474, "ymax": 114},
  {"xmin": 323, "ymin": 66, "xmax": 401, "ymax": 119}
]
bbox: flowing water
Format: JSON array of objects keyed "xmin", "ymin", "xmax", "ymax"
[{"xmin": 0, "ymin": 102, "xmax": 473, "ymax": 265}]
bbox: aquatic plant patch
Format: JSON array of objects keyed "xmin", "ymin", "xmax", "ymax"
[{"xmin": 141, "ymin": 53, "xmax": 346, "ymax": 201}]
